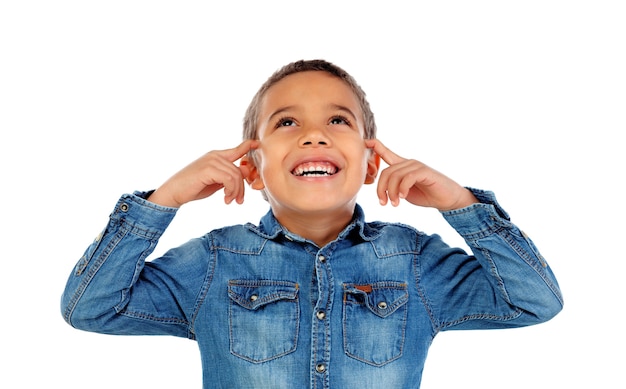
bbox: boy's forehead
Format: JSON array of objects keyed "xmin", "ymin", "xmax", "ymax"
[{"xmin": 260, "ymin": 71, "xmax": 362, "ymax": 115}]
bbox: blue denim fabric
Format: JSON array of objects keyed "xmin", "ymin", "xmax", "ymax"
[{"xmin": 61, "ymin": 188, "xmax": 562, "ymax": 388}]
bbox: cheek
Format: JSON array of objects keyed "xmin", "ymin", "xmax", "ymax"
[
  {"xmin": 254, "ymin": 148, "xmax": 278, "ymax": 180},
  {"xmin": 356, "ymin": 147, "xmax": 371, "ymax": 166}
]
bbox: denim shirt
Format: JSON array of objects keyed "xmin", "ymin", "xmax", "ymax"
[{"xmin": 61, "ymin": 188, "xmax": 562, "ymax": 389}]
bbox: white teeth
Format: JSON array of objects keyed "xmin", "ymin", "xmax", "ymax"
[{"xmin": 292, "ymin": 162, "xmax": 338, "ymax": 177}]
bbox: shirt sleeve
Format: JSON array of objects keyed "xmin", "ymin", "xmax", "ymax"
[
  {"xmin": 421, "ymin": 188, "xmax": 563, "ymax": 331},
  {"xmin": 60, "ymin": 191, "xmax": 207, "ymax": 339}
]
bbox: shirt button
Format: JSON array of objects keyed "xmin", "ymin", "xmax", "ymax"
[
  {"xmin": 316, "ymin": 311, "xmax": 326, "ymax": 320},
  {"xmin": 377, "ymin": 301, "xmax": 388, "ymax": 309},
  {"xmin": 318, "ymin": 255, "xmax": 326, "ymax": 263},
  {"xmin": 250, "ymin": 294, "xmax": 258, "ymax": 302},
  {"xmin": 316, "ymin": 363, "xmax": 326, "ymax": 373},
  {"xmin": 120, "ymin": 203, "xmax": 129, "ymax": 212}
]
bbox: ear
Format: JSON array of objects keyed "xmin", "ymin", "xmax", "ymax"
[
  {"xmin": 240, "ymin": 154, "xmax": 265, "ymax": 190},
  {"xmin": 364, "ymin": 152, "xmax": 380, "ymax": 185}
]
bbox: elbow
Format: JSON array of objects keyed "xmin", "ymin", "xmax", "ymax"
[
  {"xmin": 527, "ymin": 293, "xmax": 564, "ymax": 325},
  {"xmin": 60, "ymin": 291, "xmax": 76, "ymax": 328},
  {"xmin": 517, "ymin": 274, "xmax": 564, "ymax": 325},
  {"xmin": 542, "ymin": 297, "xmax": 564, "ymax": 322},
  {"xmin": 60, "ymin": 291, "xmax": 111, "ymax": 333},
  {"xmin": 60, "ymin": 292, "xmax": 87, "ymax": 331}
]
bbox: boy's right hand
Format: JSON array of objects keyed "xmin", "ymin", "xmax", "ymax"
[{"xmin": 147, "ymin": 140, "xmax": 259, "ymax": 208}]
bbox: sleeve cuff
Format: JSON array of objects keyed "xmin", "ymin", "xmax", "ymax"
[
  {"xmin": 441, "ymin": 188, "xmax": 514, "ymax": 239},
  {"xmin": 108, "ymin": 191, "xmax": 178, "ymax": 238}
]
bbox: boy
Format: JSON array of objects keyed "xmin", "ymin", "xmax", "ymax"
[{"xmin": 61, "ymin": 59, "xmax": 563, "ymax": 388}]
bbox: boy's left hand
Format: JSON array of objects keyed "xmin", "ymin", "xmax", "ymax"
[{"xmin": 365, "ymin": 139, "xmax": 478, "ymax": 211}]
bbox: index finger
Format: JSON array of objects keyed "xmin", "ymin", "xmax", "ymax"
[
  {"xmin": 365, "ymin": 138, "xmax": 406, "ymax": 165},
  {"xmin": 220, "ymin": 139, "xmax": 260, "ymax": 163}
]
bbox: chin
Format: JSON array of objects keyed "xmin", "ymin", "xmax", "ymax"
[{"xmin": 295, "ymin": 198, "xmax": 357, "ymax": 214}]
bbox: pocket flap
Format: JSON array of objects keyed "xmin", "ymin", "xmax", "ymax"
[
  {"xmin": 344, "ymin": 282, "xmax": 408, "ymax": 318},
  {"xmin": 228, "ymin": 280, "xmax": 299, "ymax": 310}
]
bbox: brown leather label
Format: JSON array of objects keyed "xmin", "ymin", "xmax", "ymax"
[{"xmin": 354, "ymin": 284, "xmax": 373, "ymax": 293}]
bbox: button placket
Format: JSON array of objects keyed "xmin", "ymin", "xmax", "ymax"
[{"xmin": 312, "ymin": 251, "xmax": 331, "ymax": 385}]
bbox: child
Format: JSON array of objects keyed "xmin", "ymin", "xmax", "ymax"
[{"xmin": 61, "ymin": 59, "xmax": 563, "ymax": 388}]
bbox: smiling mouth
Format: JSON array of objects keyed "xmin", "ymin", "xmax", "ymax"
[{"xmin": 291, "ymin": 162, "xmax": 339, "ymax": 177}]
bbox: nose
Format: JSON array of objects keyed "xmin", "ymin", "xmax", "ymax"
[{"xmin": 299, "ymin": 125, "xmax": 330, "ymax": 147}]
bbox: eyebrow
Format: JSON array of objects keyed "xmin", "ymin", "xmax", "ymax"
[
  {"xmin": 326, "ymin": 103, "xmax": 359, "ymax": 122},
  {"xmin": 267, "ymin": 105, "xmax": 296, "ymax": 124},
  {"xmin": 266, "ymin": 103, "xmax": 360, "ymax": 124}
]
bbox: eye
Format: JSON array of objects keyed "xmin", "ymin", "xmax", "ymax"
[
  {"xmin": 329, "ymin": 115, "xmax": 351, "ymax": 126},
  {"xmin": 275, "ymin": 117, "xmax": 297, "ymax": 128}
]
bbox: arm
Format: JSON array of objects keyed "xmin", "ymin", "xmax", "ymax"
[
  {"xmin": 433, "ymin": 188, "xmax": 562, "ymax": 329},
  {"xmin": 60, "ymin": 192, "xmax": 194, "ymax": 336},
  {"xmin": 61, "ymin": 140, "xmax": 258, "ymax": 336},
  {"xmin": 366, "ymin": 139, "xmax": 563, "ymax": 328}
]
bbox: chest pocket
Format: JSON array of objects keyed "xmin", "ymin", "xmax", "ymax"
[
  {"xmin": 228, "ymin": 280, "xmax": 300, "ymax": 363},
  {"xmin": 343, "ymin": 281, "xmax": 408, "ymax": 366}
]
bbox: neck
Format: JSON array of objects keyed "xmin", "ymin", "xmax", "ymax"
[{"xmin": 273, "ymin": 206, "xmax": 356, "ymax": 247}]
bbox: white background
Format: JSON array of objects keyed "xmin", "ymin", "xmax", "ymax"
[{"xmin": 1, "ymin": 1, "xmax": 624, "ymax": 387}]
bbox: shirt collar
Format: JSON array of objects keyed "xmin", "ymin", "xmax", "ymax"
[{"xmin": 245, "ymin": 204, "xmax": 382, "ymax": 244}]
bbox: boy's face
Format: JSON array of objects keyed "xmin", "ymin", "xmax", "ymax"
[{"xmin": 248, "ymin": 71, "xmax": 379, "ymax": 216}]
